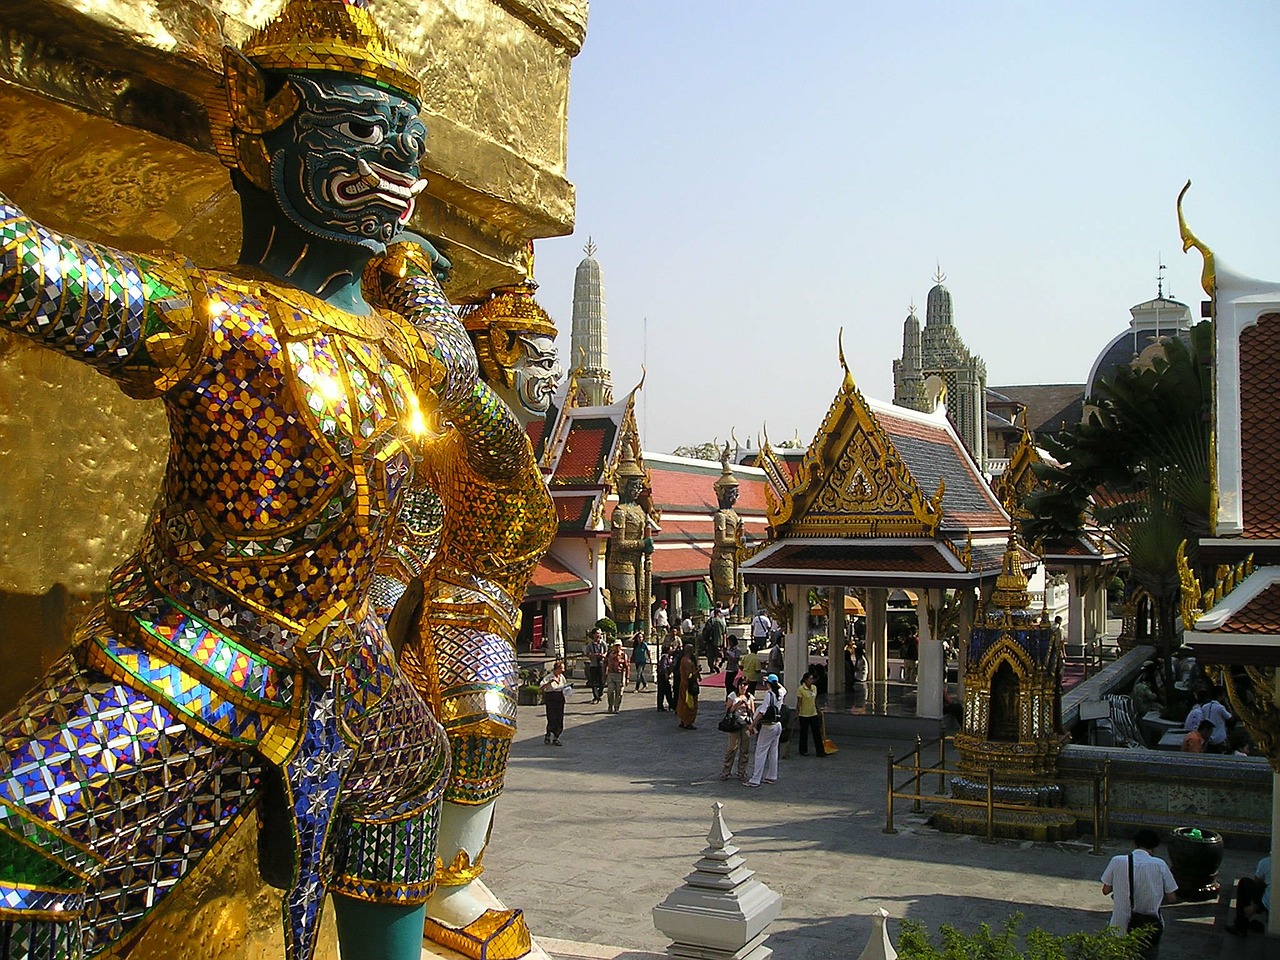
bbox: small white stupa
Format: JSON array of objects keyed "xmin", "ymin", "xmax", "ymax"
[{"xmin": 652, "ymin": 802, "xmax": 781, "ymax": 960}]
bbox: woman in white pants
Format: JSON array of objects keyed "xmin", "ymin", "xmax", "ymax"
[{"xmin": 745, "ymin": 674, "xmax": 786, "ymax": 787}]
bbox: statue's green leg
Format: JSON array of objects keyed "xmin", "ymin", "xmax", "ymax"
[{"xmin": 332, "ymin": 895, "xmax": 426, "ymax": 960}]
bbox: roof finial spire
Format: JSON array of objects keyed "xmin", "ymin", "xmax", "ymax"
[
  {"xmin": 1156, "ymin": 256, "xmax": 1166, "ymax": 299},
  {"xmin": 933, "ymin": 261, "xmax": 946, "ymax": 285},
  {"xmin": 584, "ymin": 236, "xmax": 597, "ymax": 258}
]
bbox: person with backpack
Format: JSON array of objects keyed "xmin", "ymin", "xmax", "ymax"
[
  {"xmin": 744, "ymin": 673, "xmax": 787, "ymax": 787},
  {"xmin": 604, "ymin": 639, "xmax": 629, "ymax": 714},
  {"xmin": 656, "ymin": 637, "xmax": 678, "ymax": 712},
  {"xmin": 702, "ymin": 610, "xmax": 727, "ymax": 673}
]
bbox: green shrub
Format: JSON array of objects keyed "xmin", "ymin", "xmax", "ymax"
[
  {"xmin": 897, "ymin": 914, "xmax": 1145, "ymax": 960},
  {"xmin": 594, "ymin": 617, "xmax": 617, "ymax": 636}
]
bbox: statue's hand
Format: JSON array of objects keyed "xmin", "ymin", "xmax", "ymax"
[
  {"xmin": 388, "ymin": 229, "xmax": 452, "ymax": 284},
  {"xmin": 643, "ymin": 536, "xmax": 655, "ymax": 555},
  {"xmin": 365, "ymin": 237, "xmax": 477, "ymax": 411}
]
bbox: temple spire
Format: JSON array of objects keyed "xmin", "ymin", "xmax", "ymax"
[{"xmin": 570, "ymin": 238, "xmax": 612, "ymax": 405}]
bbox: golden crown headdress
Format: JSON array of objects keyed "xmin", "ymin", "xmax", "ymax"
[
  {"xmin": 208, "ymin": 0, "xmax": 421, "ymax": 190},
  {"xmin": 457, "ymin": 247, "xmax": 559, "ymax": 387}
]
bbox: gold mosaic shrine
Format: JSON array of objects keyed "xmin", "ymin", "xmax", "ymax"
[{"xmin": 0, "ymin": 1, "xmax": 566, "ymax": 956}]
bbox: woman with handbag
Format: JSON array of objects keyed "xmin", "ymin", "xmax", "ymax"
[
  {"xmin": 720, "ymin": 675, "xmax": 755, "ymax": 781},
  {"xmin": 745, "ymin": 674, "xmax": 787, "ymax": 787}
]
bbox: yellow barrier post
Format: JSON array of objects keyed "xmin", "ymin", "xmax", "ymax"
[
  {"xmin": 884, "ymin": 750, "xmax": 898, "ymax": 834},
  {"xmin": 1102, "ymin": 759, "xmax": 1111, "ymax": 841},
  {"xmin": 936, "ymin": 722, "xmax": 947, "ymax": 795},
  {"xmin": 912, "ymin": 735, "xmax": 923, "ymax": 813},
  {"xmin": 1091, "ymin": 769, "xmax": 1102, "ymax": 856},
  {"xmin": 985, "ymin": 766, "xmax": 995, "ymax": 843}
]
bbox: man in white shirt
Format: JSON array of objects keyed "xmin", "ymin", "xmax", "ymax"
[
  {"xmin": 652, "ymin": 599, "xmax": 669, "ymax": 632},
  {"xmin": 1101, "ymin": 830, "xmax": 1178, "ymax": 958},
  {"xmin": 1183, "ymin": 687, "xmax": 1233, "ymax": 751},
  {"xmin": 679, "ymin": 614, "xmax": 695, "ymax": 641},
  {"xmin": 750, "ymin": 611, "xmax": 773, "ymax": 645}
]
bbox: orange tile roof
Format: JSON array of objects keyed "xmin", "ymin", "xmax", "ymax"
[
  {"xmin": 649, "ymin": 544, "xmax": 713, "ymax": 581},
  {"xmin": 1239, "ymin": 314, "xmax": 1280, "ymax": 538},
  {"xmin": 526, "ymin": 554, "xmax": 592, "ymax": 599},
  {"xmin": 553, "ymin": 494, "xmax": 597, "ymax": 531},
  {"xmin": 1201, "ymin": 583, "xmax": 1280, "ymax": 635},
  {"xmin": 552, "ymin": 416, "xmax": 617, "ymax": 485},
  {"xmin": 646, "ymin": 460, "xmax": 767, "ymax": 515}
]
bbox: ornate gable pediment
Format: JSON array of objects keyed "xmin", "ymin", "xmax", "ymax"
[
  {"xmin": 769, "ymin": 352, "xmax": 942, "ymax": 538},
  {"xmin": 991, "ymin": 426, "xmax": 1043, "ymax": 523}
]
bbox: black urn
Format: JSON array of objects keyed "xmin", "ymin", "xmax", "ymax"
[{"xmin": 1167, "ymin": 826, "xmax": 1224, "ymax": 901}]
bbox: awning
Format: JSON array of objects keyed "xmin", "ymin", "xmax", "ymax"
[
  {"xmin": 810, "ymin": 595, "xmax": 866, "ymax": 617},
  {"xmin": 741, "ymin": 537, "xmax": 1033, "ymax": 588},
  {"xmin": 524, "ymin": 554, "xmax": 593, "ymax": 600}
]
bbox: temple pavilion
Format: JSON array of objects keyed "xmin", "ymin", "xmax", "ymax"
[{"xmin": 741, "ymin": 350, "xmax": 1035, "ymax": 720}]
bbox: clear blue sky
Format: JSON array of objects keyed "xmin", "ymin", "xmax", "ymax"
[{"xmin": 531, "ymin": 1, "xmax": 1280, "ymax": 453}]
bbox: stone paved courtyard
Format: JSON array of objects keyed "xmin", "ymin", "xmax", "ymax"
[{"xmin": 485, "ymin": 683, "xmax": 1272, "ymax": 960}]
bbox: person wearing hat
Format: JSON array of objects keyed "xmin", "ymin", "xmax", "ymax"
[
  {"xmin": 652, "ymin": 598, "xmax": 670, "ymax": 633},
  {"xmin": 745, "ymin": 673, "xmax": 788, "ymax": 786},
  {"xmin": 604, "ymin": 638, "xmax": 630, "ymax": 713}
]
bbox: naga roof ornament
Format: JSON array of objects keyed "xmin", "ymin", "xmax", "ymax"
[{"xmin": 1177, "ymin": 180, "xmax": 1216, "ymax": 301}]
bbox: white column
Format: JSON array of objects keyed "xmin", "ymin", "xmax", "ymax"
[
  {"xmin": 827, "ymin": 587, "xmax": 846, "ymax": 696},
  {"xmin": 916, "ymin": 588, "xmax": 943, "ymax": 719},
  {"xmin": 1083, "ymin": 579, "xmax": 1099, "ymax": 646},
  {"xmin": 782, "ymin": 583, "xmax": 806, "ymax": 707},
  {"xmin": 867, "ymin": 587, "xmax": 888, "ymax": 686},
  {"xmin": 1093, "ymin": 586, "xmax": 1109, "ymax": 641},
  {"xmin": 547, "ymin": 600, "xmax": 565, "ymax": 659},
  {"xmin": 1067, "ymin": 572, "xmax": 1085, "ymax": 653}
]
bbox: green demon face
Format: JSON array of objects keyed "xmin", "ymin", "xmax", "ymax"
[{"xmin": 266, "ymin": 76, "xmax": 428, "ymax": 252}]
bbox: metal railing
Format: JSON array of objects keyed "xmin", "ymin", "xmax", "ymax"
[{"xmin": 884, "ymin": 728, "xmax": 1111, "ymax": 851}]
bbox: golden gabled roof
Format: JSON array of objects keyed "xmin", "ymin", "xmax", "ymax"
[
  {"xmin": 991, "ymin": 423, "xmax": 1043, "ymax": 522},
  {"xmin": 766, "ymin": 341, "xmax": 942, "ymax": 538}
]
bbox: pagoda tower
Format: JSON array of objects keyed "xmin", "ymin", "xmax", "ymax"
[
  {"xmin": 892, "ymin": 267, "xmax": 988, "ymax": 468},
  {"xmin": 892, "ymin": 304, "xmax": 926, "ymax": 409},
  {"xmin": 570, "ymin": 238, "xmax": 614, "ymax": 405}
]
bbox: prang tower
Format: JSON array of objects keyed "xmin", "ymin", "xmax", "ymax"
[
  {"xmin": 569, "ymin": 238, "xmax": 613, "ymax": 405},
  {"xmin": 892, "ymin": 268, "xmax": 988, "ymax": 468}
]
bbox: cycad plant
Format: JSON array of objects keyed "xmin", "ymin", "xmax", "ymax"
[{"xmin": 1025, "ymin": 322, "xmax": 1212, "ymax": 688}]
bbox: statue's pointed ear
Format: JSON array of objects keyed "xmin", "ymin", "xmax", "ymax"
[
  {"xmin": 223, "ymin": 47, "xmax": 299, "ymax": 134},
  {"xmin": 223, "ymin": 46, "xmax": 270, "ymax": 133}
]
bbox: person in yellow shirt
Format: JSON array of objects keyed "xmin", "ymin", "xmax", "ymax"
[
  {"xmin": 796, "ymin": 672, "xmax": 828, "ymax": 757},
  {"xmin": 741, "ymin": 644, "xmax": 763, "ymax": 694}
]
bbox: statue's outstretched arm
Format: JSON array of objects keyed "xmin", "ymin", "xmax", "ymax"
[
  {"xmin": 365, "ymin": 240, "xmax": 532, "ymax": 485},
  {"xmin": 0, "ymin": 193, "xmax": 204, "ymax": 398}
]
